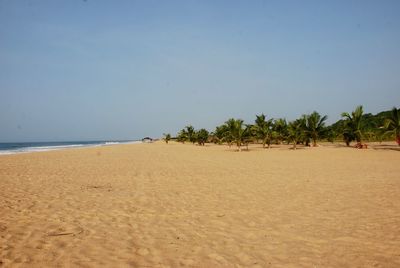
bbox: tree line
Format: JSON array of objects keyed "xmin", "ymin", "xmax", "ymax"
[{"xmin": 163, "ymin": 106, "xmax": 400, "ymax": 150}]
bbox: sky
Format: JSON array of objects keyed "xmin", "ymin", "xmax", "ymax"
[{"xmin": 0, "ymin": 0, "xmax": 399, "ymax": 142}]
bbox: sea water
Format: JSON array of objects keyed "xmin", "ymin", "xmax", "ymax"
[{"xmin": 0, "ymin": 140, "xmax": 141, "ymax": 155}]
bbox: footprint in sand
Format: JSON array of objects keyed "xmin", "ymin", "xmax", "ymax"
[
  {"xmin": 180, "ymin": 258, "xmax": 195, "ymax": 265},
  {"xmin": 136, "ymin": 247, "xmax": 150, "ymax": 256},
  {"xmin": 46, "ymin": 225, "xmax": 84, "ymax": 237},
  {"xmin": 236, "ymin": 252, "xmax": 253, "ymax": 265},
  {"xmin": 208, "ymin": 253, "xmax": 228, "ymax": 264}
]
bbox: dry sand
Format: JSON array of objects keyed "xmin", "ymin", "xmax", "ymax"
[{"xmin": 1, "ymin": 142, "xmax": 400, "ymax": 267}]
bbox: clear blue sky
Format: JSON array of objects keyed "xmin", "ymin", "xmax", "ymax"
[{"xmin": 1, "ymin": 0, "xmax": 399, "ymax": 142}]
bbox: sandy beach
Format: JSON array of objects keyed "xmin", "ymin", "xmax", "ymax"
[{"xmin": 1, "ymin": 142, "xmax": 400, "ymax": 267}]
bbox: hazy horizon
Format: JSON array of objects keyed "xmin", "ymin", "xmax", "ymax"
[{"xmin": 1, "ymin": 1, "xmax": 399, "ymax": 142}]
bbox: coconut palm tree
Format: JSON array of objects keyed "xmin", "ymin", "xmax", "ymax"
[
  {"xmin": 300, "ymin": 114, "xmax": 311, "ymax": 146},
  {"xmin": 287, "ymin": 119, "xmax": 304, "ymax": 150},
  {"xmin": 342, "ymin": 131, "xmax": 356, "ymax": 146},
  {"xmin": 384, "ymin": 107, "xmax": 400, "ymax": 146},
  {"xmin": 223, "ymin": 118, "xmax": 236, "ymax": 148},
  {"xmin": 163, "ymin": 133, "xmax": 171, "ymax": 144},
  {"xmin": 225, "ymin": 118, "xmax": 250, "ymax": 151},
  {"xmin": 213, "ymin": 125, "xmax": 228, "ymax": 145},
  {"xmin": 242, "ymin": 124, "xmax": 255, "ymax": 151},
  {"xmin": 253, "ymin": 114, "xmax": 274, "ymax": 148},
  {"xmin": 325, "ymin": 126, "xmax": 338, "ymax": 143},
  {"xmin": 273, "ymin": 118, "xmax": 288, "ymax": 144},
  {"xmin": 304, "ymin": 111, "xmax": 328, "ymax": 146},
  {"xmin": 176, "ymin": 129, "xmax": 188, "ymax": 143},
  {"xmin": 341, "ymin": 105, "xmax": 364, "ymax": 146},
  {"xmin": 196, "ymin": 129, "xmax": 209, "ymax": 146},
  {"xmin": 185, "ymin": 125, "xmax": 196, "ymax": 144}
]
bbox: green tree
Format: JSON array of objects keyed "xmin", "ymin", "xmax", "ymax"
[
  {"xmin": 300, "ymin": 114, "xmax": 311, "ymax": 146},
  {"xmin": 223, "ymin": 119, "xmax": 236, "ymax": 148},
  {"xmin": 185, "ymin": 125, "xmax": 196, "ymax": 144},
  {"xmin": 304, "ymin": 111, "xmax": 328, "ymax": 146},
  {"xmin": 176, "ymin": 129, "xmax": 188, "ymax": 143},
  {"xmin": 341, "ymin": 105, "xmax": 364, "ymax": 145},
  {"xmin": 287, "ymin": 119, "xmax": 304, "ymax": 150},
  {"xmin": 325, "ymin": 126, "xmax": 338, "ymax": 143},
  {"xmin": 242, "ymin": 124, "xmax": 254, "ymax": 151},
  {"xmin": 342, "ymin": 131, "xmax": 356, "ymax": 146},
  {"xmin": 273, "ymin": 118, "xmax": 288, "ymax": 144},
  {"xmin": 225, "ymin": 118, "xmax": 250, "ymax": 151},
  {"xmin": 253, "ymin": 114, "xmax": 274, "ymax": 148},
  {"xmin": 163, "ymin": 133, "xmax": 171, "ymax": 144},
  {"xmin": 384, "ymin": 107, "xmax": 400, "ymax": 146},
  {"xmin": 196, "ymin": 129, "xmax": 209, "ymax": 146},
  {"xmin": 213, "ymin": 125, "xmax": 229, "ymax": 145}
]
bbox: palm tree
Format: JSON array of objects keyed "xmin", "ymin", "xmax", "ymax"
[
  {"xmin": 300, "ymin": 114, "xmax": 311, "ymax": 146},
  {"xmin": 304, "ymin": 111, "xmax": 328, "ymax": 146},
  {"xmin": 163, "ymin": 133, "xmax": 171, "ymax": 144},
  {"xmin": 325, "ymin": 126, "xmax": 337, "ymax": 143},
  {"xmin": 176, "ymin": 129, "xmax": 188, "ymax": 143},
  {"xmin": 225, "ymin": 118, "xmax": 250, "ymax": 151},
  {"xmin": 223, "ymin": 118, "xmax": 236, "ymax": 148},
  {"xmin": 213, "ymin": 125, "xmax": 229, "ymax": 145},
  {"xmin": 273, "ymin": 118, "xmax": 288, "ymax": 144},
  {"xmin": 287, "ymin": 119, "xmax": 304, "ymax": 150},
  {"xmin": 342, "ymin": 131, "xmax": 356, "ymax": 146},
  {"xmin": 185, "ymin": 125, "xmax": 196, "ymax": 144},
  {"xmin": 341, "ymin": 105, "xmax": 364, "ymax": 146},
  {"xmin": 253, "ymin": 114, "xmax": 274, "ymax": 148},
  {"xmin": 384, "ymin": 107, "xmax": 400, "ymax": 146},
  {"xmin": 196, "ymin": 129, "xmax": 209, "ymax": 146},
  {"xmin": 242, "ymin": 124, "xmax": 254, "ymax": 151}
]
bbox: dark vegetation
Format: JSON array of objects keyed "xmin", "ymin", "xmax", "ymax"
[{"xmin": 167, "ymin": 106, "xmax": 400, "ymax": 151}]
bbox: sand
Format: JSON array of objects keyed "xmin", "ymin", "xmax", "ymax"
[{"xmin": 1, "ymin": 142, "xmax": 400, "ymax": 267}]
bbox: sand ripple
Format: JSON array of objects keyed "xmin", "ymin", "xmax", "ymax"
[{"xmin": 1, "ymin": 142, "xmax": 400, "ymax": 267}]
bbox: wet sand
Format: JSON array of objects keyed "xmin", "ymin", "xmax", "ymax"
[{"xmin": 1, "ymin": 142, "xmax": 400, "ymax": 267}]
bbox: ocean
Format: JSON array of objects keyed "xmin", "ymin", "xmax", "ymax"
[{"xmin": 0, "ymin": 140, "xmax": 141, "ymax": 155}]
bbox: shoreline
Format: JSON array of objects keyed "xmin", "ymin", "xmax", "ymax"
[{"xmin": 0, "ymin": 140, "xmax": 143, "ymax": 156}]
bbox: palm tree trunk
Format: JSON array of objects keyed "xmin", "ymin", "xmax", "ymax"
[
  {"xmin": 396, "ymin": 135, "xmax": 400, "ymax": 146},
  {"xmin": 293, "ymin": 141, "xmax": 297, "ymax": 150}
]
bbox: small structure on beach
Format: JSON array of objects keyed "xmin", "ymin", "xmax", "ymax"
[{"xmin": 142, "ymin": 137, "xmax": 153, "ymax": 143}]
